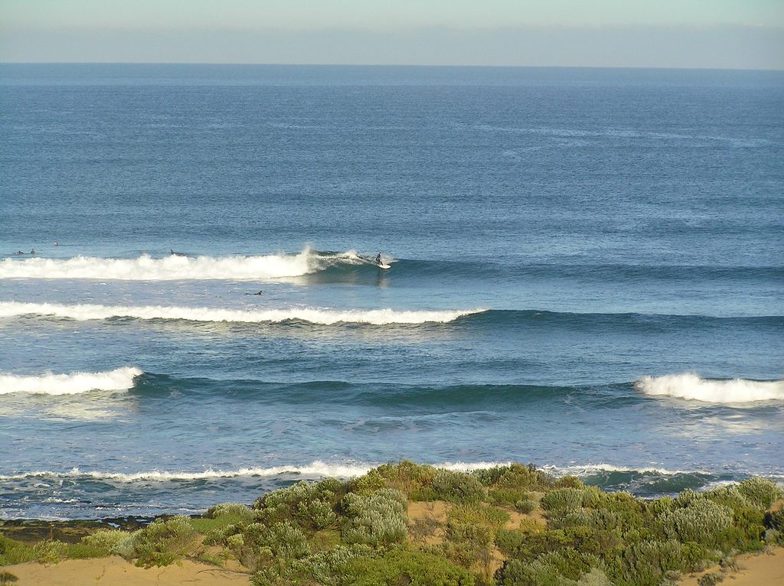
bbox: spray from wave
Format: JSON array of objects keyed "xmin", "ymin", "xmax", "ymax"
[
  {"xmin": 0, "ymin": 248, "xmax": 378, "ymax": 281},
  {"xmin": 0, "ymin": 367, "xmax": 142, "ymax": 395},
  {"xmin": 635, "ymin": 373, "xmax": 784, "ymax": 403},
  {"xmin": 0, "ymin": 302, "xmax": 481, "ymax": 325}
]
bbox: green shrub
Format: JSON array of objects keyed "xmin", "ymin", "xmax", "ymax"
[
  {"xmin": 698, "ymin": 572, "xmax": 724, "ymax": 586},
  {"xmin": 495, "ymin": 528, "xmax": 572, "ymax": 561},
  {"xmin": 78, "ymin": 529, "xmax": 131, "ymax": 556},
  {"xmin": 736, "ymin": 477, "xmax": 782, "ymax": 509},
  {"xmin": 350, "ymin": 461, "xmax": 436, "ymax": 499},
  {"xmin": 129, "ymin": 516, "xmax": 198, "ymax": 567},
  {"xmin": 659, "ymin": 499, "xmax": 733, "ymax": 546},
  {"xmin": 515, "ymin": 499, "xmax": 536, "ymax": 514},
  {"xmin": 474, "ymin": 464, "xmax": 556, "ymax": 491},
  {"xmin": 0, "ymin": 535, "xmax": 37, "ymax": 566},
  {"xmin": 254, "ymin": 478, "xmax": 345, "ymax": 529},
  {"xmin": 540, "ymin": 488, "xmax": 586, "ymax": 513},
  {"xmin": 243, "ymin": 521, "xmax": 310, "ymax": 560},
  {"xmin": 289, "ymin": 544, "xmax": 375, "ymax": 585},
  {"xmin": 342, "ymin": 489, "xmax": 408, "ymax": 547},
  {"xmin": 297, "ymin": 498, "xmax": 337, "ymax": 530},
  {"xmin": 31, "ymin": 541, "xmax": 68, "ymax": 564},
  {"xmin": 612, "ymin": 539, "xmax": 688, "ymax": 586},
  {"xmin": 343, "ymin": 547, "xmax": 475, "ymax": 585},
  {"xmin": 431, "ymin": 470, "xmax": 486, "ymax": 504},
  {"xmin": 498, "ymin": 548, "xmax": 600, "ymax": 585}
]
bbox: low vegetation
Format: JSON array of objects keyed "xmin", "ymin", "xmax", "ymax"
[{"xmin": 0, "ymin": 463, "xmax": 781, "ymax": 585}]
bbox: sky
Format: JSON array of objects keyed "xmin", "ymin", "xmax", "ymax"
[{"xmin": 1, "ymin": 0, "xmax": 783, "ymax": 69}]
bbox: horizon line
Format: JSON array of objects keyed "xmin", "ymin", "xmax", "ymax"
[{"xmin": 2, "ymin": 62, "xmax": 783, "ymax": 73}]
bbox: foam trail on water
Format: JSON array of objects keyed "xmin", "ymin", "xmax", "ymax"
[
  {"xmin": 0, "ymin": 302, "xmax": 482, "ymax": 325},
  {"xmin": 0, "ymin": 249, "xmax": 334, "ymax": 280},
  {"xmin": 635, "ymin": 373, "xmax": 784, "ymax": 403},
  {"xmin": 0, "ymin": 461, "xmax": 513, "ymax": 482},
  {"xmin": 0, "ymin": 367, "xmax": 142, "ymax": 395}
]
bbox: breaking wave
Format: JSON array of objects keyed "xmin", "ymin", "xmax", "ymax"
[
  {"xmin": 0, "ymin": 302, "xmax": 481, "ymax": 325},
  {"xmin": 0, "ymin": 248, "xmax": 380, "ymax": 281},
  {"xmin": 0, "ymin": 461, "xmax": 510, "ymax": 483},
  {"xmin": 635, "ymin": 373, "xmax": 784, "ymax": 403},
  {"xmin": 0, "ymin": 367, "xmax": 142, "ymax": 395}
]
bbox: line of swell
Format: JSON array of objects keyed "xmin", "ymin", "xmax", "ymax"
[
  {"xmin": 0, "ymin": 302, "xmax": 482, "ymax": 325},
  {"xmin": 133, "ymin": 373, "xmax": 784, "ymax": 407},
  {"xmin": 0, "ymin": 461, "xmax": 509, "ymax": 483},
  {"xmin": 0, "ymin": 367, "xmax": 142, "ymax": 395},
  {"xmin": 0, "ymin": 461, "xmax": 740, "ymax": 484},
  {"xmin": 0, "ymin": 248, "xmax": 377, "ymax": 281}
]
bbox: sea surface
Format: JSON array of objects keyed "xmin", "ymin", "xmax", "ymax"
[{"xmin": 0, "ymin": 64, "xmax": 782, "ymax": 519}]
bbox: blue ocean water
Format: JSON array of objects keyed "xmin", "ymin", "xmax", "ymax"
[{"xmin": 0, "ymin": 64, "xmax": 782, "ymax": 519}]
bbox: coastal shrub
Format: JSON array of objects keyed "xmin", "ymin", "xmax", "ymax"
[
  {"xmin": 289, "ymin": 544, "xmax": 376, "ymax": 585},
  {"xmin": 736, "ymin": 477, "xmax": 782, "ymax": 509},
  {"xmin": 78, "ymin": 528, "xmax": 129, "ymax": 556},
  {"xmin": 474, "ymin": 463, "xmax": 556, "ymax": 492},
  {"xmin": 611, "ymin": 539, "xmax": 690, "ymax": 586},
  {"xmin": 540, "ymin": 488, "xmax": 586, "ymax": 513},
  {"xmin": 351, "ymin": 461, "xmax": 436, "ymax": 499},
  {"xmin": 29, "ymin": 540, "xmax": 68, "ymax": 564},
  {"xmin": 443, "ymin": 503, "xmax": 509, "ymax": 571},
  {"xmin": 703, "ymin": 486, "xmax": 751, "ymax": 513},
  {"xmin": 243, "ymin": 521, "xmax": 310, "ymax": 560},
  {"xmin": 342, "ymin": 547, "xmax": 475, "ymax": 586},
  {"xmin": 431, "ymin": 470, "xmax": 486, "ymax": 504},
  {"xmin": 342, "ymin": 489, "xmax": 407, "ymax": 547},
  {"xmin": 130, "ymin": 516, "xmax": 197, "ymax": 567},
  {"xmin": 497, "ymin": 549, "xmax": 601, "ymax": 585},
  {"xmin": 0, "ymin": 536, "xmax": 37, "ymax": 565},
  {"xmin": 254, "ymin": 479, "xmax": 343, "ymax": 529},
  {"xmin": 495, "ymin": 528, "xmax": 572, "ymax": 560},
  {"xmin": 698, "ymin": 572, "xmax": 724, "ymax": 586},
  {"xmin": 515, "ymin": 498, "xmax": 536, "ymax": 514},
  {"xmin": 442, "ymin": 520, "xmax": 494, "ymax": 570},
  {"xmin": 297, "ymin": 498, "xmax": 337, "ymax": 530},
  {"xmin": 659, "ymin": 499, "xmax": 733, "ymax": 546}
]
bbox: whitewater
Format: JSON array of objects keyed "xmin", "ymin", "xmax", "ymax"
[{"xmin": 0, "ymin": 249, "xmax": 372, "ymax": 280}]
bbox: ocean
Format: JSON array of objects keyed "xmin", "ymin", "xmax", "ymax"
[{"xmin": 0, "ymin": 64, "xmax": 782, "ymax": 519}]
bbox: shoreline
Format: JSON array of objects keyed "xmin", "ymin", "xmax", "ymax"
[{"xmin": 2, "ymin": 462, "xmax": 782, "ymax": 585}]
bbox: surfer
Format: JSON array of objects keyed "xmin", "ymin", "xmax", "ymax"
[{"xmin": 375, "ymin": 253, "xmax": 382, "ymax": 266}]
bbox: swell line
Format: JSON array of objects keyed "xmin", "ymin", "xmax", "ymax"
[{"xmin": 0, "ymin": 302, "xmax": 484, "ymax": 325}]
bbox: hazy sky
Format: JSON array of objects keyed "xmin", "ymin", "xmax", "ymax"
[{"xmin": 2, "ymin": 0, "xmax": 783, "ymax": 68}]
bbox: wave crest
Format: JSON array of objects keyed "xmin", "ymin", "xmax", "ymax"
[
  {"xmin": 0, "ymin": 461, "xmax": 511, "ymax": 483},
  {"xmin": 635, "ymin": 373, "xmax": 784, "ymax": 403},
  {"xmin": 0, "ymin": 248, "xmax": 378, "ymax": 281},
  {"xmin": 0, "ymin": 302, "xmax": 482, "ymax": 325},
  {"xmin": 0, "ymin": 367, "xmax": 142, "ymax": 395}
]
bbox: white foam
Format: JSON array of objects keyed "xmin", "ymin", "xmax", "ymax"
[
  {"xmin": 635, "ymin": 373, "xmax": 784, "ymax": 403},
  {"xmin": 0, "ymin": 367, "xmax": 142, "ymax": 395},
  {"xmin": 0, "ymin": 461, "xmax": 512, "ymax": 483},
  {"xmin": 542, "ymin": 464, "xmax": 706, "ymax": 477},
  {"xmin": 0, "ymin": 248, "xmax": 339, "ymax": 281},
  {"xmin": 0, "ymin": 302, "xmax": 482, "ymax": 325}
]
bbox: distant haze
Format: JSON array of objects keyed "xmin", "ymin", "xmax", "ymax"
[{"xmin": 1, "ymin": 0, "xmax": 783, "ymax": 69}]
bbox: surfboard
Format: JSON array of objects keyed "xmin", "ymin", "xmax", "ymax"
[{"xmin": 377, "ymin": 263, "xmax": 391, "ymax": 270}]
